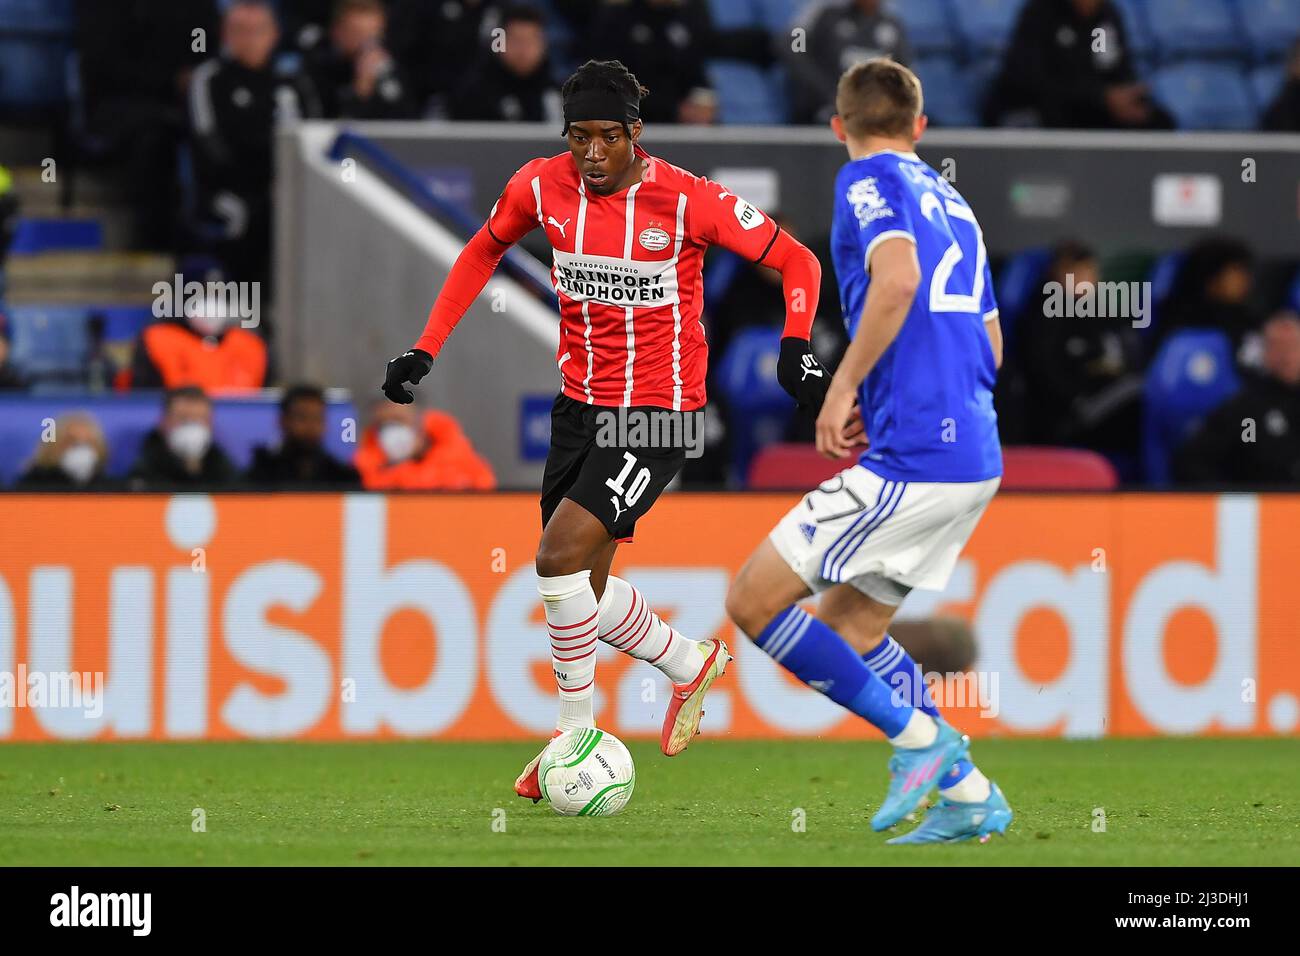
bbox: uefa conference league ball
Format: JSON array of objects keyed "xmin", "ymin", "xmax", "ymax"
[{"xmin": 538, "ymin": 728, "xmax": 636, "ymax": 816}]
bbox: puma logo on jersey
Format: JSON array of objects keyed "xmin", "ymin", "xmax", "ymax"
[
  {"xmin": 610, "ymin": 496, "xmax": 627, "ymax": 523},
  {"xmin": 800, "ymin": 355, "xmax": 824, "ymax": 380},
  {"xmin": 547, "ymin": 215, "xmax": 571, "ymax": 237}
]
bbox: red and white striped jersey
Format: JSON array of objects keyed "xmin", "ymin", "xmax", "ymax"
[{"xmin": 486, "ymin": 145, "xmax": 780, "ymax": 411}]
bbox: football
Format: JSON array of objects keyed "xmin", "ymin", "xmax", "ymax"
[{"xmin": 538, "ymin": 728, "xmax": 636, "ymax": 816}]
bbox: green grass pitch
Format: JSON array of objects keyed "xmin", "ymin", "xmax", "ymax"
[{"xmin": 2, "ymin": 739, "xmax": 1297, "ymax": 866}]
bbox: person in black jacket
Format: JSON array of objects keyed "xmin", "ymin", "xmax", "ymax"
[
  {"xmin": 984, "ymin": 0, "xmax": 1172, "ymax": 129},
  {"xmin": 1173, "ymin": 312, "xmax": 1300, "ymax": 485},
  {"xmin": 246, "ymin": 384, "xmax": 361, "ymax": 488},
  {"xmin": 189, "ymin": 0, "xmax": 321, "ymax": 287},
  {"xmin": 128, "ymin": 387, "xmax": 241, "ymax": 489},
  {"xmin": 307, "ymin": 0, "xmax": 418, "ymax": 119},
  {"xmin": 74, "ymin": 0, "xmax": 222, "ymax": 248},
  {"xmin": 1016, "ymin": 240, "xmax": 1144, "ymax": 454},
  {"xmin": 1155, "ymin": 237, "xmax": 1261, "ymax": 361},
  {"xmin": 449, "ymin": 4, "xmax": 563, "ymax": 123}
]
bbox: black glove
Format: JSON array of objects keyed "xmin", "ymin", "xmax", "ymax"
[
  {"xmin": 776, "ymin": 336, "xmax": 830, "ymax": 414},
  {"xmin": 382, "ymin": 348, "xmax": 433, "ymax": 404}
]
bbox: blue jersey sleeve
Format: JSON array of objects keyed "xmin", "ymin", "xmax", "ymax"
[
  {"xmin": 843, "ymin": 169, "xmax": 916, "ymax": 272},
  {"xmin": 980, "ymin": 258, "xmax": 998, "ymax": 321}
]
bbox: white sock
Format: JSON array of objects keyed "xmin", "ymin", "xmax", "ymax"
[
  {"xmin": 940, "ymin": 765, "xmax": 993, "ymax": 803},
  {"xmin": 538, "ymin": 570, "xmax": 599, "ymax": 732},
  {"xmin": 597, "ymin": 576, "xmax": 706, "ymax": 684},
  {"xmin": 888, "ymin": 709, "xmax": 938, "ymax": 749}
]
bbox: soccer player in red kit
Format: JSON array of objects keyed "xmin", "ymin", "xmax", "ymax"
[{"xmin": 383, "ymin": 60, "xmax": 830, "ymax": 800}]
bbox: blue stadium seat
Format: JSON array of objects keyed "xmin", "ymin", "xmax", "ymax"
[
  {"xmin": 911, "ymin": 56, "xmax": 978, "ymax": 126},
  {"xmin": 0, "ymin": 393, "xmax": 360, "ymax": 485},
  {"xmin": 994, "ymin": 247, "xmax": 1052, "ymax": 355},
  {"xmin": 707, "ymin": 62, "xmax": 788, "ymax": 124},
  {"xmin": 1234, "ymin": 0, "xmax": 1300, "ymax": 63},
  {"xmin": 5, "ymin": 305, "xmax": 90, "ymax": 378},
  {"xmin": 1112, "ymin": 0, "xmax": 1154, "ymax": 63},
  {"xmin": 950, "ymin": 0, "xmax": 1022, "ymax": 56},
  {"xmin": 1145, "ymin": 0, "xmax": 1243, "ymax": 60},
  {"xmin": 885, "ymin": 0, "xmax": 960, "ymax": 57},
  {"xmin": 754, "ymin": 0, "xmax": 802, "ymax": 32},
  {"xmin": 1285, "ymin": 266, "xmax": 1300, "ymax": 311},
  {"xmin": 0, "ymin": 36, "xmax": 71, "ymax": 110},
  {"xmin": 1150, "ymin": 62, "xmax": 1258, "ymax": 130},
  {"xmin": 715, "ymin": 326, "xmax": 792, "ymax": 486},
  {"xmin": 1250, "ymin": 62, "xmax": 1287, "ymax": 110},
  {"xmin": 0, "ymin": 0, "xmax": 74, "ymax": 33},
  {"xmin": 8, "ymin": 218, "xmax": 104, "ymax": 255},
  {"xmin": 1142, "ymin": 329, "xmax": 1241, "ymax": 484}
]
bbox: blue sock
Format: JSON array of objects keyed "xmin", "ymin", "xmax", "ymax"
[
  {"xmin": 755, "ymin": 606, "xmax": 913, "ymax": 738},
  {"xmin": 863, "ymin": 634, "xmax": 974, "ymax": 787}
]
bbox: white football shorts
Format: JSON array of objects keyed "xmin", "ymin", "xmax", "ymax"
[{"xmin": 769, "ymin": 463, "xmax": 1000, "ymax": 606}]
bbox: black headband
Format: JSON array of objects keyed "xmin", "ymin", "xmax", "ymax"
[{"xmin": 562, "ymin": 87, "xmax": 640, "ymax": 134}]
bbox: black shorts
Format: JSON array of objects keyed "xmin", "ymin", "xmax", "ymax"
[{"xmin": 540, "ymin": 394, "xmax": 689, "ymax": 541}]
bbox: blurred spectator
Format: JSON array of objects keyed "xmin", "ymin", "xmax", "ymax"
[
  {"xmin": 0, "ymin": 321, "xmax": 24, "ymax": 391},
  {"xmin": 129, "ymin": 283, "xmax": 269, "ymax": 393},
  {"xmin": 1173, "ymin": 312, "xmax": 1300, "ymax": 484},
  {"xmin": 355, "ymin": 401, "xmax": 496, "ymax": 490},
  {"xmin": 246, "ymin": 384, "xmax": 361, "ymax": 487},
  {"xmin": 781, "ymin": 0, "xmax": 912, "ymax": 125},
  {"xmin": 388, "ymin": 0, "xmax": 502, "ymax": 116},
  {"xmin": 1158, "ymin": 237, "xmax": 1261, "ymax": 361},
  {"xmin": 308, "ymin": 0, "xmax": 417, "ymax": 119},
  {"xmin": 1017, "ymin": 241, "xmax": 1143, "ymax": 454},
  {"xmin": 985, "ymin": 0, "xmax": 1172, "ymax": 129},
  {"xmin": 74, "ymin": 0, "xmax": 222, "ymax": 249},
  {"xmin": 128, "ymin": 387, "xmax": 241, "ymax": 489},
  {"xmin": 15, "ymin": 413, "xmax": 115, "ymax": 490},
  {"xmin": 278, "ymin": 0, "xmax": 336, "ymax": 57},
  {"xmin": 587, "ymin": 0, "xmax": 719, "ymax": 124},
  {"xmin": 189, "ymin": 0, "xmax": 321, "ymax": 287},
  {"xmin": 450, "ymin": 4, "xmax": 563, "ymax": 123},
  {"xmin": 1263, "ymin": 40, "xmax": 1300, "ymax": 132}
]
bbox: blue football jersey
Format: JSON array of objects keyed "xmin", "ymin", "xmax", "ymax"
[{"xmin": 830, "ymin": 149, "xmax": 1002, "ymax": 482}]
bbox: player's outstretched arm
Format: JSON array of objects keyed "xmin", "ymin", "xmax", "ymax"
[
  {"xmin": 761, "ymin": 230, "xmax": 832, "ymax": 413},
  {"xmin": 816, "ymin": 237, "xmax": 920, "ymax": 458},
  {"xmin": 381, "ymin": 224, "xmax": 514, "ymax": 403}
]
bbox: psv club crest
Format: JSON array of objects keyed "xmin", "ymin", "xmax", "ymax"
[{"xmin": 638, "ymin": 224, "xmax": 671, "ymax": 251}]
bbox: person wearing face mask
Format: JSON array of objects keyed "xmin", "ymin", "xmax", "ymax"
[
  {"xmin": 246, "ymin": 382, "xmax": 361, "ymax": 487},
  {"xmin": 15, "ymin": 413, "xmax": 116, "ymax": 490},
  {"xmin": 128, "ymin": 386, "xmax": 241, "ymax": 489},
  {"xmin": 129, "ymin": 269, "xmax": 269, "ymax": 393},
  {"xmin": 354, "ymin": 400, "xmax": 495, "ymax": 491}
]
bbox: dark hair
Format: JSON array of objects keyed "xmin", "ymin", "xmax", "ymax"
[
  {"xmin": 1173, "ymin": 236, "xmax": 1254, "ymax": 301},
  {"xmin": 560, "ymin": 59, "xmax": 649, "ymax": 137},
  {"xmin": 501, "ymin": 3, "xmax": 545, "ymax": 29},
  {"xmin": 164, "ymin": 385, "xmax": 210, "ymax": 411},
  {"xmin": 1050, "ymin": 239, "xmax": 1096, "ymax": 271},
  {"xmin": 281, "ymin": 382, "xmax": 326, "ymax": 415}
]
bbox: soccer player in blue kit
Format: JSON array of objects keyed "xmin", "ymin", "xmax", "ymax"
[{"xmin": 725, "ymin": 59, "xmax": 1014, "ymax": 844}]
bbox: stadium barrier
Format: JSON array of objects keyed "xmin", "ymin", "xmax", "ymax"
[{"xmin": 1, "ymin": 491, "xmax": 1295, "ymax": 742}]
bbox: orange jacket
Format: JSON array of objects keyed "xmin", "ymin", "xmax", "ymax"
[
  {"xmin": 140, "ymin": 323, "xmax": 267, "ymax": 393},
  {"xmin": 355, "ymin": 410, "xmax": 496, "ymax": 491}
]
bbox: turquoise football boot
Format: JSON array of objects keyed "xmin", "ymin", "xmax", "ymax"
[
  {"xmin": 887, "ymin": 781, "xmax": 1014, "ymax": 845},
  {"xmin": 870, "ymin": 721, "xmax": 970, "ymax": 831}
]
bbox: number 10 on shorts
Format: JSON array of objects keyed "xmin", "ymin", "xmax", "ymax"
[{"xmin": 607, "ymin": 452, "xmax": 651, "ymax": 508}]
